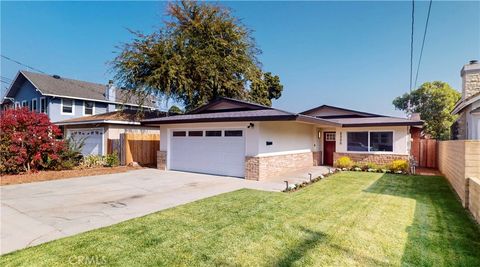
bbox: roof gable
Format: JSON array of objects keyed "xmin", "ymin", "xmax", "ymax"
[
  {"xmin": 301, "ymin": 105, "xmax": 382, "ymax": 118},
  {"xmin": 189, "ymin": 97, "xmax": 271, "ymax": 114}
]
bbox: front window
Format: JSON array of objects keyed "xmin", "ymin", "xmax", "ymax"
[
  {"xmin": 84, "ymin": 101, "xmax": 94, "ymax": 115},
  {"xmin": 22, "ymin": 100, "xmax": 28, "ymax": 108},
  {"xmin": 370, "ymin": 132, "xmax": 393, "ymax": 152},
  {"xmin": 31, "ymin": 99, "xmax": 37, "ymax": 112},
  {"xmin": 40, "ymin": 97, "xmax": 47, "ymax": 113},
  {"xmin": 15, "ymin": 102, "xmax": 20, "ymax": 109},
  {"xmin": 62, "ymin": 99, "xmax": 74, "ymax": 114},
  {"xmin": 347, "ymin": 132, "xmax": 368, "ymax": 151},
  {"xmin": 347, "ymin": 131, "xmax": 394, "ymax": 152}
]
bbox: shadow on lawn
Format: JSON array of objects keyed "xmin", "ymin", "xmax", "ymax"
[
  {"xmin": 364, "ymin": 174, "xmax": 480, "ymax": 266},
  {"xmin": 274, "ymin": 226, "xmax": 326, "ymax": 267},
  {"xmin": 274, "ymin": 226, "xmax": 393, "ymax": 266}
]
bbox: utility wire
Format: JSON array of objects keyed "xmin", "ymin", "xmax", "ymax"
[
  {"xmin": 409, "ymin": 0, "xmax": 415, "ymax": 93},
  {"xmin": 414, "ymin": 0, "xmax": 433, "ymax": 89},
  {"xmin": 1, "ymin": 55, "xmax": 47, "ymax": 74}
]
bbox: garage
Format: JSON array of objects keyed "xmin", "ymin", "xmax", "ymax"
[
  {"xmin": 66, "ymin": 128, "xmax": 104, "ymax": 156},
  {"xmin": 169, "ymin": 129, "xmax": 245, "ymax": 177}
]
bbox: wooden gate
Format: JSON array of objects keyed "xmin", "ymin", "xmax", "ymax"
[
  {"xmin": 107, "ymin": 133, "xmax": 160, "ymax": 167},
  {"xmin": 411, "ymin": 138, "xmax": 438, "ymax": 168}
]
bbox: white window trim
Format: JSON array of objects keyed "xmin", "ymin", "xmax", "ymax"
[
  {"xmin": 31, "ymin": 98, "xmax": 38, "ymax": 112},
  {"xmin": 40, "ymin": 97, "xmax": 47, "ymax": 114},
  {"xmin": 83, "ymin": 101, "xmax": 95, "ymax": 116},
  {"xmin": 346, "ymin": 130, "xmax": 395, "ymax": 154},
  {"xmin": 61, "ymin": 98, "xmax": 75, "ymax": 115},
  {"xmin": 15, "ymin": 102, "xmax": 20, "ymax": 109}
]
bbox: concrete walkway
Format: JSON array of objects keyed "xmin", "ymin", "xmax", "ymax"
[{"xmin": 0, "ymin": 168, "xmax": 301, "ymax": 254}]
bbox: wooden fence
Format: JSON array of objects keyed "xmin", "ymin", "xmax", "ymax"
[
  {"xmin": 438, "ymin": 140, "xmax": 480, "ymax": 223},
  {"xmin": 410, "ymin": 135, "xmax": 437, "ymax": 168},
  {"xmin": 107, "ymin": 133, "xmax": 160, "ymax": 167}
]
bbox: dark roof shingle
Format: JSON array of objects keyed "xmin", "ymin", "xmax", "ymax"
[{"xmin": 18, "ymin": 71, "xmax": 155, "ymax": 107}]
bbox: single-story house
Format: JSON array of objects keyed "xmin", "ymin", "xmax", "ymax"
[
  {"xmin": 142, "ymin": 97, "xmax": 423, "ymax": 180},
  {"xmin": 57, "ymin": 110, "xmax": 163, "ymax": 156},
  {"xmin": 451, "ymin": 60, "xmax": 480, "ymax": 140}
]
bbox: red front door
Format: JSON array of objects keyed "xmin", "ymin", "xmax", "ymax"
[{"xmin": 323, "ymin": 132, "xmax": 336, "ymax": 166}]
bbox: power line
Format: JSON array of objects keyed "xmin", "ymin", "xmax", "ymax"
[
  {"xmin": 414, "ymin": 0, "xmax": 433, "ymax": 89},
  {"xmin": 1, "ymin": 55, "xmax": 47, "ymax": 74},
  {"xmin": 409, "ymin": 0, "xmax": 415, "ymax": 93}
]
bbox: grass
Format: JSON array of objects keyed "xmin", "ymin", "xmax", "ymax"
[{"xmin": 1, "ymin": 172, "xmax": 479, "ymax": 266}]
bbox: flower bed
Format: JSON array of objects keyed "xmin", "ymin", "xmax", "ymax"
[{"xmin": 283, "ymin": 169, "xmax": 339, "ymax": 192}]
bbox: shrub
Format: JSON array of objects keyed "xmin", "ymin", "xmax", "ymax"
[
  {"xmin": 56, "ymin": 137, "xmax": 85, "ymax": 170},
  {"xmin": 361, "ymin": 162, "xmax": 379, "ymax": 171},
  {"xmin": 81, "ymin": 155, "xmax": 105, "ymax": 168},
  {"xmin": 81, "ymin": 153, "xmax": 119, "ymax": 168},
  {"xmin": 104, "ymin": 153, "xmax": 120, "ymax": 167},
  {"xmin": 0, "ymin": 108, "xmax": 65, "ymax": 174},
  {"xmin": 388, "ymin": 160, "xmax": 409, "ymax": 173},
  {"xmin": 334, "ymin": 156, "xmax": 353, "ymax": 169}
]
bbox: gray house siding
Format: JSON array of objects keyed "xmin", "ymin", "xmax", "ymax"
[
  {"xmin": 49, "ymin": 98, "xmax": 110, "ymax": 122},
  {"xmin": 12, "ymin": 80, "xmax": 43, "ymax": 111}
]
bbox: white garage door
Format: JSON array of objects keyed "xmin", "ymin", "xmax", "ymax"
[
  {"xmin": 67, "ymin": 128, "xmax": 104, "ymax": 156},
  {"xmin": 170, "ymin": 129, "xmax": 245, "ymax": 177}
]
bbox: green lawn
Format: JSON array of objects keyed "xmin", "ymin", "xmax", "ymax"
[{"xmin": 2, "ymin": 172, "xmax": 479, "ymax": 266}]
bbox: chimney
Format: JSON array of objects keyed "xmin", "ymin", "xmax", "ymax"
[
  {"xmin": 461, "ymin": 60, "xmax": 480, "ymax": 101},
  {"xmin": 106, "ymin": 80, "xmax": 116, "ymax": 112},
  {"xmin": 410, "ymin": 113, "xmax": 421, "ymax": 121}
]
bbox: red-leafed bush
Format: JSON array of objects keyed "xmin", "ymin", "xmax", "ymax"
[{"xmin": 0, "ymin": 108, "xmax": 66, "ymax": 174}]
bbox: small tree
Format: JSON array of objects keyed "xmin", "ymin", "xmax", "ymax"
[
  {"xmin": 0, "ymin": 108, "xmax": 65, "ymax": 173},
  {"xmin": 392, "ymin": 81, "xmax": 461, "ymax": 140}
]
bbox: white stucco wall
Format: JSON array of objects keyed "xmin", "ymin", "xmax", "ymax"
[
  {"xmin": 257, "ymin": 121, "xmax": 316, "ymax": 156},
  {"xmin": 335, "ymin": 126, "xmax": 410, "ymax": 155}
]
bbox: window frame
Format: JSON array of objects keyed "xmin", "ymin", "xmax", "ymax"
[
  {"xmin": 31, "ymin": 98, "xmax": 38, "ymax": 112},
  {"xmin": 172, "ymin": 131, "xmax": 187, "ymax": 137},
  {"xmin": 61, "ymin": 98, "xmax": 75, "ymax": 115},
  {"xmin": 205, "ymin": 130, "xmax": 222, "ymax": 137},
  {"xmin": 369, "ymin": 131, "xmax": 394, "ymax": 152},
  {"xmin": 188, "ymin": 130, "xmax": 203, "ymax": 137},
  {"xmin": 224, "ymin": 130, "xmax": 243, "ymax": 137},
  {"xmin": 40, "ymin": 97, "xmax": 47, "ymax": 114},
  {"xmin": 21, "ymin": 100, "xmax": 28, "ymax": 108},
  {"xmin": 346, "ymin": 130, "xmax": 394, "ymax": 153},
  {"xmin": 15, "ymin": 102, "xmax": 20, "ymax": 109},
  {"xmin": 83, "ymin": 101, "xmax": 95, "ymax": 116}
]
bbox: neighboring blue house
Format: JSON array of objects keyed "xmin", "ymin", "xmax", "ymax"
[{"xmin": 1, "ymin": 70, "xmax": 157, "ymax": 122}]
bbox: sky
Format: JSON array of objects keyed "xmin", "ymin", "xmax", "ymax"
[{"xmin": 1, "ymin": 1, "xmax": 479, "ymax": 116}]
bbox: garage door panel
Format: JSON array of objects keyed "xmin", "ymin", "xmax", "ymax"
[
  {"xmin": 67, "ymin": 129, "xmax": 103, "ymax": 156},
  {"xmin": 170, "ymin": 130, "xmax": 245, "ymax": 177}
]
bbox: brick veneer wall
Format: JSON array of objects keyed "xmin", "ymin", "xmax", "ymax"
[
  {"xmin": 333, "ymin": 152, "xmax": 408, "ymax": 166},
  {"xmin": 157, "ymin": 151, "xmax": 167, "ymax": 170},
  {"xmin": 313, "ymin": 151, "xmax": 321, "ymax": 166},
  {"xmin": 245, "ymin": 152, "xmax": 314, "ymax": 181}
]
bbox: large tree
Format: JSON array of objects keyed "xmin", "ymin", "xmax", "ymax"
[
  {"xmin": 113, "ymin": 0, "xmax": 283, "ymax": 111},
  {"xmin": 392, "ymin": 81, "xmax": 460, "ymax": 140}
]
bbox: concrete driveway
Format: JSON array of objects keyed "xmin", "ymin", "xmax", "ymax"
[{"xmin": 1, "ymin": 169, "xmax": 285, "ymax": 254}]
